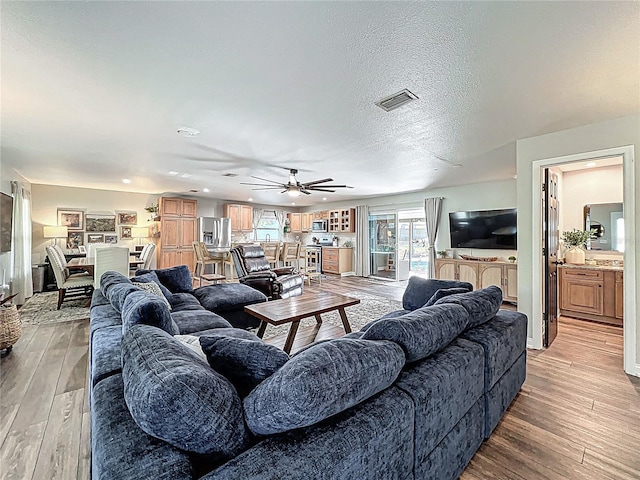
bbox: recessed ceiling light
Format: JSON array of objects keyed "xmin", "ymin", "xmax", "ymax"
[
  {"xmin": 513, "ymin": 175, "xmax": 518, "ymax": 179},
  {"xmin": 203, "ymin": 188, "xmax": 210, "ymax": 193},
  {"xmin": 122, "ymin": 179, "xmax": 131, "ymax": 184},
  {"xmin": 168, "ymin": 171, "xmax": 178, "ymax": 176},
  {"xmin": 181, "ymin": 173, "xmax": 191, "ymax": 178},
  {"xmin": 291, "ymin": 202, "xmax": 296, "ymax": 206},
  {"xmin": 248, "ymin": 197, "xmax": 253, "ymax": 202},
  {"xmin": 177, "ymin": 127, "xmax": 200, "ymax": 137},
  {"xmin": 322, "ymin": 197, "xmax": 327, "ymax": 201},
  {"xmin": 586, "ymin": 161, "xmax": 597, "ymax": 167}
]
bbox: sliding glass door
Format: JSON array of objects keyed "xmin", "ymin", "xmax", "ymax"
[
  {"xmin": 369, "ymin": 213, "xmax": 397, "ymax": 280},
  {"xmin": 398, "ymin": 210, "xmax": 428, "ymax": 278}
]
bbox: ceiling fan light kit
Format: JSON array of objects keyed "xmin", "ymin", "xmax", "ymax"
[{"xmin": 240, "ymin": 169, "xmax": 353, "ymax": 196}]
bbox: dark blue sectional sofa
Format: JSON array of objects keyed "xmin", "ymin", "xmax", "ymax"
[{"xmin": 90, "ymin": 273, "xmax": 527, "ymax": 480}]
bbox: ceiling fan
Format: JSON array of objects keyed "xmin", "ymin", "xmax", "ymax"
[{"xmin": 240, "ymin": 169, "xmax": 353, "ymax": 197}]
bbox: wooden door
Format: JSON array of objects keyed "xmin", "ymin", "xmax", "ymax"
[
  {"xmin": 301, "ymin": 213, "xmax": 313, "ymax": 232},
  {"xmin": 615, "ymin": 272, "xmax": 623, "ymax": 319},
  {"xmin": 180, "ymin": 249, "xmax": 196, "ymax": 273},
  {"xmin": 289, "ymin": 213, "xmax": 302, "ymax": 232},
  {"xmin": 225, "ymin": 205, "xmax": 241, "ymax": 231},
  {"xmin": 240, "ymin": 205, "xmax": 253, "ymax": 231},
  {"xmin": 435, "ymin": 259, "xmax": 456, "ymax": 281},
  {"xmin": 180, "ymin": 199, "xmax": 198, "ymax": 217},
  {"xmin": 504, "ymin": 265, "xmax": 518, "ymax": 302},
  {"xmin": 560, "ymin": 278, "xmax": 603, "ymax": 315},
  {"xmin": 161, "ymin": 218, "xmax": 180, "ymax": 248},
  {"xmin": 478, "ymin": 264, "xmax": 503, "ymax": 290},
  {"xmin": 180, "ymin": 218, "xmax": 197, "ymax": 247},
  {"xmin": 544, "ymin": 169, "xmax": 560, "ymax": 347},
  {"xmin": 458, "ymin": 263, "xmax": 478, "ymax": 290},
  {"xmin": 161, "ymin": 197, "xmax": 181, "ymax": 216},
  {"xmin": 160, "ymin": 250, "xmax": 180, "ymax": 269}
]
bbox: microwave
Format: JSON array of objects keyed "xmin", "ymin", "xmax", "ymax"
[{"xmin": 311, "ymin": 220, "xmax": 328, "ymax": 232}]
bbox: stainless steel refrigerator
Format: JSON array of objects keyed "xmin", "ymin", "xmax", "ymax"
[{"xmin": 198, "ymin": 217, "xmax": 231, "ymax": 253}]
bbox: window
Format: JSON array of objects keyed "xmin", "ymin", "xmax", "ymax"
[{"xmin": 255, "ymin": 211, "xmax": 281, "ymax": 241}]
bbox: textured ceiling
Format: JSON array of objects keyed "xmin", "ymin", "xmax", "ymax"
[{"xmin": 2, "ymin": 2, "xmax": 639, "ymax": 206}]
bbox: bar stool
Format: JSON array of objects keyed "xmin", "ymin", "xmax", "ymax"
[
  {"xmin": 304, "ymin": 248, "xmax": 322, "ymax": 285},
  {"xmin": 260, "ymin": 242, "xmax": 281, "ymax": 269},
  {"xmin": 280, "ymin": 242, "xmax": 301, "ymax": 269}
]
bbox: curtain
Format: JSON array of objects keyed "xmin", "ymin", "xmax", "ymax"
[
  {"xmin": 252, "ymin": 208, "xmax": 264, "ymax": 240},
  {"xmin": 275, "ymin": 209, "xmax": 286, "ymax": 232},
  {"xmin": 354, "ymin": 205, "xmax": 370, "ymax": 277},
  {"xmin": 11, "ymin": 182, "xmax": 33, "ymax": 305},
  {"xmin": 424, "ymin": 197, "xmax": 443, "ymax": 278}
]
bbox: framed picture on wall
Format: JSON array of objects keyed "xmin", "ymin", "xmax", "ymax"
[
  {"xmin": 58, "ymin": 209, "xmax": 84, "ymax": 231},
  {"xmin": 86, "ymin": 214, "xmax": 116, "ymax": 232},
  {"xmin": 117, "ymin": 212, "xmax": 137, "ymax": 225},
  {"xmin": 104, "ymin": 234, "xmax": 118, "ymax": 244},
  {"xmin": 87, "ymin": 234, "xmax": 105, "ymax": 244},
  {"xmin": 66, "ymin": 231, "xmax": 83, "ymax": 249},
  {"xmin": 78, "ymin": 245, "xmax": 87, "ymax": 254},
  {"xmin": 120, "ymin": 226, "xmax": 132, "ymax": 239}
]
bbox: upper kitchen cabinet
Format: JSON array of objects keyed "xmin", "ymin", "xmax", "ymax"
[
  {"xmin": 328, "ymin": 208, "xmax": 355, "ymax": 233},
  {"xmin": 224, "ymin": 204, "xmax": 253, "ymax": 232},
  {"xmin": 160, "ymin": 197, "xmax": 197, "ymax": 218}
]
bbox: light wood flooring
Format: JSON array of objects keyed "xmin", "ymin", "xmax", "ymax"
[{"xmin": 1, "ymin": 276, "xmax": 639, "ymax": 479}]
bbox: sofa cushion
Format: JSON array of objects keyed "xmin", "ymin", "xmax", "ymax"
[
  {"xmin": 131, "ymin": 271, "xmax": 173, "ymax": 301},
  {"xmin": 121, "ymin": 325, "xmax": 250, "ymax": 457},
  {"xmin": 171, "ymin": 310, "xmax": 232, "ymax": 335},
  {"xmin": 194, "ymin": 283, "xmax": 268, "ymax": 312},
  {"xmin": 362, "ymin": 304, "xmax": 469, "ymax": 363},
  {"xmin": 105, "ymin": 282, "xmax": 141, "ymax": 314},
  {"xmin": 90, "ymin": 288, "xmax": 111, "ymax": 309},
  {"xmin": 402, "ymin": 276, "xmax": 473, "ymax": 311},
  {"xmin": 134, "ymin": 282, "xmax": 172, "ymax": 310},
  {"xmin": 90, "ymin": 325, "xmax": 123, "ymax": 387},
  {"xmin": 121, "ymin": 290, "xmax": 179, "ymax": 336},
  {"xmin": 243, "ymin": 338, "xmax": 405, "ymax": 435},
  {"xmin": 136, "ymin": 265, "xmax": 193, "ymax": 293},
  {"xmin": 200, "ymin": 336, "xmax": 289, "ymax": 397},
  {"xmin": 169, "ymin": 292, "xmax": 205, "ymax": 312},
  {"xmin": 89, "ymin": 304, "xmax": 122, "ymax": 339},
  {"xmin": 434, "ymin": 285, "xmax": 502, "ymax": 329},
  {"xmin": 424, "ymin": 287, "xmax": 472, "ymax": 307},
  {"xmin": 100, "ymin": 271, "xmax": 132, "ymax": 298},
  {"xmin": 188, "ymin": 327, "xmax": 259, "ymax": 340}
]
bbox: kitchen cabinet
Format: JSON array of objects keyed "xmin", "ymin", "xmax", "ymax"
[
  {"xmin": 321, "ymin": 247, "xmax": 353, "ymax": 275},
  {"xmin": 328, "ymin": 208, "xmax": 355, "ymax": 233},
  {"xmin": 559, "ymin": 266, "xmax": 622, "ymax": 326},
  {"xmin": 158, "ymin": 197, "xmax": 198, "ymax": 270},
  {"xmin": 224, "ymin": 204, "xmax": 253, "ymax": 232},
  {"xmin": 287, "ymin": 213, "xmax": 302, "ymax": 232},
  {"xmin": 435, "ymin": 259, "xmax": 479, "ymax": 291},
  {"xmin": 301, "ymin": 212, "xmax": 313, "ymax": 232},
  {"xmin": 313, "ymin": 211, "xmax": 328, "ymax": 220},
  {"xmin": 435, "ymin": 258, "xmax": 518, "ymax": 301}
]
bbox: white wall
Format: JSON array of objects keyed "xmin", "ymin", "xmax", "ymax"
[{"xmin": 516, "ymin": 113, "xmax": 639, "ymax": 372}]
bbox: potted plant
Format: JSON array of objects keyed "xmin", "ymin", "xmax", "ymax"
[
  {"xmin": 145, "ymin": 204, "xmax": 159, "ymax": 221},
  {"xmin": 437, "ymin": 250, "xmax": 448, "ymax": 258},
  {"xmin": 561, "ymin": 229, "xmax": 591, "ymax": 265},
  {"xmin": 508, "ymin": 255, "xmax": 516, "ymax": 263},
  {"xmin": 0, "ymin": 293, "xmax": 21, "ymax": 357}
]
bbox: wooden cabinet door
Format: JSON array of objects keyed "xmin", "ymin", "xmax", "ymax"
[
  {"xmin": 180, "ymin": 249, "xmax": 196, "ymax": 273},
  {"xmin": 225, "ymin": 204, "xmax": 241, "ymax": 231},
  {"xmin": 504, "ymin": 265, "xmax": 518, "ymax": 302},
  {"xmin": 301, "ymin": 213, "xmax": 313, "ymax": 232},
  {"xmin": 288, "ymin": 213, "xmax": 302, "ymax": 232},
  {"xmin": 240, "ymin": 205, "xmax": 253, "ymax": 231},
  {"xmin": 458, "ymin": 263, "xmax": 478, "ymax": 290},
  {"xmin": 180, "ymin": 218, "xmax": 197, "ymax": 247},
  {"xmin": 560, "ymin": 279, "xmax": 603, "ymax": 315},
  {"xmin": 159, "ymin": 250, "xmax": 180, "ymax": 269},
  {"xmin": 615, "ymin": 272, "xmax": 623, "ymax": 319},
  {"xmin": 435, "ymin": 260, "xmax": 456, "ymax": 281},
  {"xmin": 161, "ymin": 197, "xmax": 181, "ymax": 216},
  {"xmin": 180, "ymin": 199, "xmax": 198, "ymax": 217},
  {"xmin": 161, "ymin": 218, "xmax": 180, "ymax": 248},
  {"xmin": 478, "ymin": 264, "xmax": 503, "ymax": 290}
]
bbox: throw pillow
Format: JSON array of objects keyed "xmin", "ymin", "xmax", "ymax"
[
  {"xmin": 134, "ymin": 282, "xmax": 172, "ymax": 310},
  {"xmin": 362, "ymin": 304, "xmax": 470, "ymax": 363},
  {"xmin": 135, "ymin": 265, "xmax": 193, "ymax": 293},
  {"xmin": 433, "ymin": 285, "xmax": 503, "ymax": 329},
  {"xmin": 131, "ymin": 271, "xmax": 173, "ymax": 301},
  {"xmin": 199, "ymin": 336, "xmax": 289, "ymax": 398},
  {"xmin": 175, "ymin": 334, "xmax": 207, "ymax": 361},
  {"xmin": 424, "ymin": 287, "xmax": 471, "ymax": 307},
  {"xmin": 243, "ymin": 338, "xmax": 405, "ymax": 435},
  {"xmin": 122, "ymin": 325, "xmax": 250, "ymax": 457}
]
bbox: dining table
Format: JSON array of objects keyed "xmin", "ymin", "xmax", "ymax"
[{"xmin": 67, "ymin": 255, "xmax": 144, "ymax": 276}]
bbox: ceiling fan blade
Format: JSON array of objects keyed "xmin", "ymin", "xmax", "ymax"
[
  {"xmin": 305, "ymin": 187, "xmax": 336, "ymax": 193},
  {"xmin": 302, "ymin": 177, "xmax": 333, "ymax": 187},
  {"xmin": 250, "ymin": 187, "xmax": 284, "ymax": 191},
  {"xmin": 300, "ymin": 190, "xmax": 312, "ymax": 195},
  {"xmin": 308, "ymin": 184, "xmax": 352, "ymax": 189},
  {"xmin": 250, "ymin": 176, "xmax": 285, "ymax": 185},
  {"xmin": 240, "ymin": 182, "xmax": 286, "ymax": 187}
]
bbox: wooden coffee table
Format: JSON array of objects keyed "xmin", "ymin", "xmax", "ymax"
[{"xmin": 244, "ymin": 291, "xmax": 361, "ymax": 353}]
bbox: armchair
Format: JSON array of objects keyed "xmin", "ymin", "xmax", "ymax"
[{"xmin": 230, "ymin": 245, "xmax": 303, "ymax": 300}]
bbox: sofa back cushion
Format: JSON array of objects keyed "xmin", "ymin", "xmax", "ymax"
[
  {"xmin": 121, "ymin": 325, "xmax": 250, "ymax": 457},
  {"xmin": 362, "ymin": 304, "xmax": 469, "ymax": 363},
  {"xmin": 402, "ymin": 276, "xmax": 473, "ymax": 311},
  {"xmin": 243, "ymin": 338, "xmax": 405, "ymax": 435},
  {"xmin": 135, "ymin": 265, "xmax": 193, "ymax": 293},
  {"xmin": 121, "ymin": 290, "xmax": 179, "ymax": 336},
  {"xmin": 433, "ymin": 285, "xmax": 503, "ymax": 329},
  {"xmin": 105, "ymin": 282, "xmax": 140, "ymax": 313},
  {"xmin": 200, "ymin": 336, "xmax": 289, "ymax": 398},
  {"xmin": 424, "ymin": 287, "xmax": 472, "ymax": 307}
]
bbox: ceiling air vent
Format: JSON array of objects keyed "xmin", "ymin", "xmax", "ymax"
[{"xmin": 375, "ymin": 89, "xmax": 419, "ymax": 112}]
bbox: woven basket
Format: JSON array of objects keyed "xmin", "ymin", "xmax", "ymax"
[{"xmin": 0, "ymin": 305, "xmax": 22, "ymax": 350}]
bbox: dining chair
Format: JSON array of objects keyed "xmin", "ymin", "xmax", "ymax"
[
  {"xmin": 280, "ymin": 242, "xmax": 301, "ymax": 269},
  {"xmin": 140, "ymin": 243, "xmax": 156, "ymax": 270},
  {"xmin": 94, "ymin": 247, "xmax": 130, "ymax": 289},
  {"xmin": 193, "ymin": 242, "xmax": 224, "ymax": 280},
  {"xmin": 260, "ymin": 242, "xmax": 281, "ymax": 269},
  {"xmin": 46, "ymin": 245, "xmax": 94, "ymax": 309}
]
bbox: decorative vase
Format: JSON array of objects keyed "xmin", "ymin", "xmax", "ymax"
[{"xmin": 565, "ymin": 246, "xmax": 586, "ymax": 265}]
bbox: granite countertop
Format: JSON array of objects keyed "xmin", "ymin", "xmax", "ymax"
[{"xmin": 559, "ymin": 263, "xmax": 623, "ymax": 272}]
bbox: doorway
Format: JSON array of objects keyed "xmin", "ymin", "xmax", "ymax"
[
  {"xmin": 398, "ymin": 209, "xmax": 428, "ymax": 278},
  {"xmin": 369, "ymin": 213, "xmax": 397, "ymax": 280}
]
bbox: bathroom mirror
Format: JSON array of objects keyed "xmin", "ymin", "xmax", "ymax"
[{"xmin": 583, "ymin": 202, "xmax": 624, "ymax": 252}]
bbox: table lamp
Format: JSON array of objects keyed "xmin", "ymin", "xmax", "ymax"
[
  {"xmin": 43, "ymin": 225, "xmax": 68, "ymax": 246},
  {"xmin": 131, "ymin": 227, "xmax": 149, "ymax": 245}
]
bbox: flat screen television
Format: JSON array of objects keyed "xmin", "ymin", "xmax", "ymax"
[
  {"xmin": 449, "ymin": 208, "xmax": 517, "ymax": 250},
  {"xmin": 1, "ymin": 192, "xmax": 13, "ymax": 253}
]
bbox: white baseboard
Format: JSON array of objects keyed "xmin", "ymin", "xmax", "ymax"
[{"xmin": 526, "ymin": 338, "xmax": 539, "ymax": 350}]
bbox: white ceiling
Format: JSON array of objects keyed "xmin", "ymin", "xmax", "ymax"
[{"xmin": 2, "ymin": 2, "xmax": 639, "ymax": 206}]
